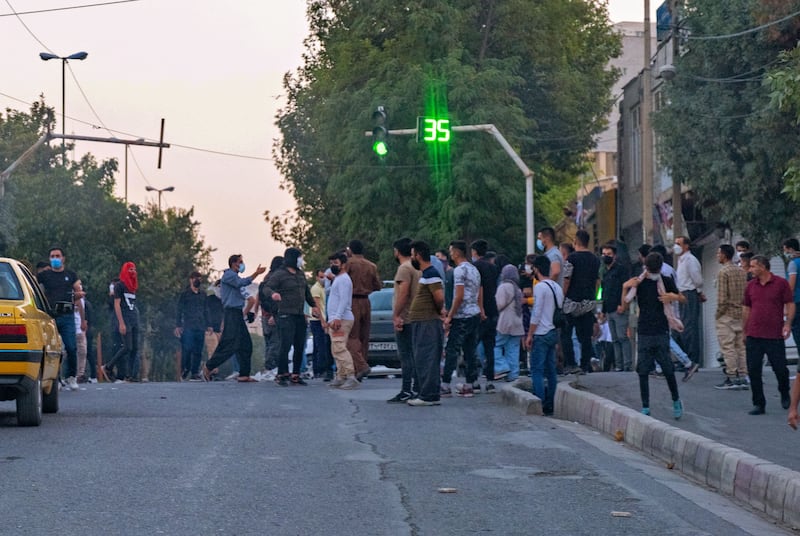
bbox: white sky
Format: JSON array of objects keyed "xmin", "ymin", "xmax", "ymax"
[{"xmin": 0, "ymin": 0, "xmax": 648, "ymax": 275}]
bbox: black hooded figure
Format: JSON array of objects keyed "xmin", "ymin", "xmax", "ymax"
[{"xmin": 260, "ymin": 247, "xmax": 318, "ymax": 386}]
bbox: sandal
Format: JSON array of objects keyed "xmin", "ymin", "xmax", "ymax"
[
  {"xmin": 237, "ymin": 376, "xmax": 258, "ymax": 383},
  {"xmin": 290, "ymin": 374, "xmax": 308, "ymax": 386}
]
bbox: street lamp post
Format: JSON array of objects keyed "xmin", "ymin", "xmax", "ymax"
[
  {"xmin": 145, "ymin": 185, "xmax": 175, "ymax": 211},
  {"xmin": 39, "ymin": 51, "xmax": 88, "ymax": 163}
]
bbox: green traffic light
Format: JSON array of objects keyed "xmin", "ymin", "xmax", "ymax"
[{"xmin": 373, "ymin": 140, "xmax": 388, "ymax": 156}]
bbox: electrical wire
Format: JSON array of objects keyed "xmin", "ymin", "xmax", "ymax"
[
  {"xmin": 685, "ymin": 8, "xmax": 800, "ymax": 41},
  {"xmin": 0, "ymin": 0, "xmax": 140, "ymax": 17},
  {"xmin": 3, "ymin": 0, "xmax": 53, "ymax": 53}
]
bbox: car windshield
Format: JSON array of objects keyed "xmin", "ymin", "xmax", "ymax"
[
  {"xmin": 369, "ymin": 290, "xmax": 393, "ymax": 312},
  {"xmin": 0, "ymin": 263, "xmax": 23, "ymax": 300}
]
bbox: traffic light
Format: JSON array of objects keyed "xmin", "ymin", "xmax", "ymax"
[{"xmin": 372, "ymin": 106, "xmax": 388, "ymax": 157}]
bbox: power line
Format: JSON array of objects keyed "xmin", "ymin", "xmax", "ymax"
[
  {"xmin": 0, "ymin": 0, "xmax": 141, "ymax": 17},
  {"xmin": 3, "ymin": 0, "xmax": 53, "ymax": 53},
  {"xmin": 685, "ymin": 8, "xmax": 800, "ymax": 40}
]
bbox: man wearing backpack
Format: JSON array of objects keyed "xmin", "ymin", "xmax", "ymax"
[{"xmin": 524, "ymin": 255, "xmax": 563, "ymax": 416}]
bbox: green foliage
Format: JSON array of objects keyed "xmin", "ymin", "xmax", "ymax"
[
  {"xmin": 655, "ymin": 0, "xmax": 800, "ymax": 251},
  {"xmin": 272, "ymin": 0, "xmax": 621, "ymax": 276},
  {"xmin": 0, "ymin": 100, "xmax": 212, "ymax": 380}
]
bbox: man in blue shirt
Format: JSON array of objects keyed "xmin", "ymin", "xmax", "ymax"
[{"xmin": 203, "ymin": 254, "xmax": 265, "ymax": 382}]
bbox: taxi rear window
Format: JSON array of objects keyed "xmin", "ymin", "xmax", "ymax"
[{"xmin": 0, "ymin": 263, "xmax": 23, "ymax": 300}]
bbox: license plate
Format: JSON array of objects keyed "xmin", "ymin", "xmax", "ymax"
[{"xmin": 369, "ymin": 342, "xmax": 396, "ymax": 351}]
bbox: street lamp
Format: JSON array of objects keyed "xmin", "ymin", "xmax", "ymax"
[
  {"xmin": 145, "ymin": 185, "xmax": 175, "ymax": 211},
  {"xmin": 39, "ymin": 51, "xmax": 88, "ymax": 163}
]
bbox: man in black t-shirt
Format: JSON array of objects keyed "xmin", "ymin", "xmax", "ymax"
[
  {"xmin": 623, "ymin": 252, "xmax": 685, "ymax": 419},
  {"xmin": 563, "ymin": 230, "xmax": 600, "ymax": 373},
  {"xmin": 37, "ymin": 247, "xmax": 84, "ymax": 391}
]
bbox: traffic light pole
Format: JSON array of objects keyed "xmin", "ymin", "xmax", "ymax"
[{"xmin": 367, "ymin": 123, "xmax": 535, "ymax": 254}]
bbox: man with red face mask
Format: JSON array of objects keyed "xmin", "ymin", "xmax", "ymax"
[{"xmin": 101, "ymin": 262, "xmax": 139, "ymax": 382}]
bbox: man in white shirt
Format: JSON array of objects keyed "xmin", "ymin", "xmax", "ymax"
[
  {"xmin": 327, "ymin": 252, "xmax": 359, "ymax": 390},
  {"xmin": 673, "ymin": 236, "xmax": 704, "ymax": 369},
  {"xmin": 524, "ymin": 255, "xmax": 563, "ymax": 416}
]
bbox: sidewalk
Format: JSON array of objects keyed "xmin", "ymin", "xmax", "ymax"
[
  {"xmin": 573, "ymin": 369, "xmax": 800, "ymax": 472},
  {"xmin": 508, "ymin": 368, "xmax": 800, "ymax": 529}
]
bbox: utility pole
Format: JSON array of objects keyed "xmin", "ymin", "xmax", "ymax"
[
  {"xmin": 641, "ymin": 0, "xmax": 654, "ymax": 245},
  {"xmin": 669, "ymin": 0, "xmax": 684, "ymax": 242}
]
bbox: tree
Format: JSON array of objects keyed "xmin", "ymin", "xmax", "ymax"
[
  {"xmin": 655, "ymin": 0, "xmax": 800, "ymax": 251},
  {"xmin": 0, "ymin": 100, "xmax": 213, "ymax": 380},
  {"xmin": 272, "ymin": 0, "xmax": 620, "ymax": 275}
]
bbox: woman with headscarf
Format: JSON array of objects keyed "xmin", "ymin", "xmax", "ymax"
[
  {"xmin": 494, "ymin": 264, "xmax": 525, "ymax": 381},
  {"xmin": 101, "ymin": 262, "xmax": 140, "ymax": 382}
]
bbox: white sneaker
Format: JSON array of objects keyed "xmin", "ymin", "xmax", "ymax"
[
  {"xmin": 113, "ymin": 379, "xmax": 126, "ymax": 384},
  {"xmin": 225, "ymin": 372, "xmax": 239, "ymax": 381},
  {"xmin": 88, "ymin": 377, "xmax": 98, "ymax": 384},
  {"xmin": 67, "ymin": 376, "xmax": 79, "ymax": 391}
]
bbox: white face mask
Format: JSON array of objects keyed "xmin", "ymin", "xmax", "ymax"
[
  {"xmin": 647, "ymin": 272, "xmax": 660, "ymax": 281},
  {"xmin": 673, "ymin": 244, "xmax": 683, "ymax": 256},
  {"xmin": 524, "ymin": 264, "xmax": 532, "ymax": 274},
  {"xmin": 297, "ymin": 256, "xmax": 305, "ymax": 270}
]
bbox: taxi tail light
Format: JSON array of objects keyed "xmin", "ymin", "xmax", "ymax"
[{"xmin": 0, "ymin": 324, "xmax": 27, "ymax": 343}]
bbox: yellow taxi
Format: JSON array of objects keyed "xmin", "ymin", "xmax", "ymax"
[{"xmin": 0, "ymin": 258, "xmax": 62, "ymax": 426}]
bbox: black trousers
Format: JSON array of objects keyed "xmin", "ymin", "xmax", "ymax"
[
  {"xmin": 207, "ymin": 308, "xmax": 252, "ymax": 377},
  {"xmin": 746, "ymin": 337, "xmax": 790, "ymax": 409},
  {"xmin": 276, "ymin": 313, "xmax": 307, "ymax": 376}
]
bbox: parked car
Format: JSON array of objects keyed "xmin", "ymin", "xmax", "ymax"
[
  {"xmin": 367, "ymin": 287, "xmax": 399, "ymax": 369},
  {"xmin": 0, "ymin": 258, "xmax": 62, "ymax": 426}
]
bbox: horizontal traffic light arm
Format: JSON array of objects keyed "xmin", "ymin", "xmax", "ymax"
[{"xmin": 363, "ymin": 123, "xmax": 535, "ymax": 254}]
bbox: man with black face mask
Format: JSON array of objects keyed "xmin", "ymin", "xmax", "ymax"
[
  {"xmin": 600, "ymin": 243, "xmax": 631, "ymax": 371},
  {"xmin": 175, "ymin": 271, "xmax": 210, "ymax": 381},
  {"xmin": 262, "ymin": 247, "xmax": 320, "ymax": 386}
]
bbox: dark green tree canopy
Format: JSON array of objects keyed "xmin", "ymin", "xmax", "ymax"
[
  {"xmin": 272, "ymin": 0, "xmax": 620, "ymax": 275},
  {"xmin": 654, "ymin": 0, "xmax": 800, "ymax": 251}
]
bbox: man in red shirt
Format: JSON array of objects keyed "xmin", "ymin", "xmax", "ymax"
[{"xmin": 742, "ymin": 255, "xmax": 794, "ymax": 415}]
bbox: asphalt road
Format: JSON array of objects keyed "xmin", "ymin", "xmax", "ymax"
[{"xmin": 0, "ymin": 377, "xmax": 790, "ymax": 536}]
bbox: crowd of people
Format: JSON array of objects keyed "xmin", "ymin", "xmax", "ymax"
[{"xmin": 37, "ymin": 230, "xmax": 800, "ymax": 429}]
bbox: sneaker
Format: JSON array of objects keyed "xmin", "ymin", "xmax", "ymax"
[
  {"xmin": 67, "ymin": 376, "xmax": 79, "ymax": 391},
  {"xmin": 76, "ymin": 375, "xmax": 88, "ymax": 384},
  {"xmin": 485, "ymin": 383, "xmax": 496, "ymax": 394},
  {"xmin": 714, "ymin": 377, "xmax": 737, "ymax": 390},
  {"xmin": 329, "ymin": 376, "xmax": 345, "ymax": 388},
  {"xmin": 456, "ymin": 384, "xmax": 474, "ymax": 398},
  {"xmin": 493, "ymin": 371, "xmax": 509, "ymax": 381},
  {"xmin": 355, "ymin": 367, "xmax": 372, "ymax": 381},
  {"xmin": 340, "ymin": 376, "xmax": 360, "ymax": 390},
  {"xmin": 471, "ymin": 382, "xmax": 482, "ymax": 395},
  {"xmin": 323, "ymin": 370, "xmax": 334, "ymax": 382},
  {"xmin": 673, "ymin": 399, "xmax": 683, "ymax": 420},
  {"xmin": 275, "ymin": 375, "xmax": 290, "ymax": 387},
  {"xmin": 387, "ymin": 391, "xmax": 413, "ymax": 403},
  {"xmin": 748, "ymin": 405, "xmax": 765, "ymax": 415},
  {"xmin": 440, "ymin": 385, "xmax": 452, "ymax": 398},
  {"xmin": 88, "ymin": 377, "xmax": 98, "ymax": 384},
  {"xmin": 189, "ymin": 374, "xmax": 203, "ymax": 382},
  {"xmin": 682, "ymin": 363, "xmax": 700, "ymax": 382},
  {"xmin": 735, "ymin": 377, "xmax": 749, "ymax": 390},
  {"xmin": 590, "ymin": 357, "xmax": 601, "ymax": 372},
  {"xmin": 113, "ymin": 379, "xmax": 126, "ymax": 384},
  {"xmin": 782, "ymin": 393, "xmax": 791, "ymax": 410},
  {"xmin": 300, "ymin": 371, "xmax": 314, "ymax": 380},
  {"xmin": 225, "ymin": 372, "xmax": 239, "ymax": 381},
  {"xmin": 407, "ymin": 398, "xmax": 436, "ymax": 407},
  {"xmin": 569, "ymin": 367, "xmax": 583, "ymax": 375},
  {"xmin": 641, "ymin": 407, "xmax": 650, "ymax": 416}
]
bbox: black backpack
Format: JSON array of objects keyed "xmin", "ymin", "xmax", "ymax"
[{"xmin": 545, "ymin": 281, "xmax": 565, "ymax": 329}]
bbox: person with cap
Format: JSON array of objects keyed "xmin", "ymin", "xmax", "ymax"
[{"xmin": 261, "ymin": 247, "xmax": 320, "ymax": 386}]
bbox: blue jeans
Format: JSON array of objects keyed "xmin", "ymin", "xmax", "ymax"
[
  {"xmin": 494, "ymin": 333, "xmax": 520, "ymax": 379},
  {"xmin": 180, "ymin": 329, "xmax": 205, "ymax": 376},
  {"xmin": 56, "ymin": 314, "xmax": 77, "ymax": 378},
  {"xmin": 530, "ymin": 329, "xmax": 558, "ymax": 414}
]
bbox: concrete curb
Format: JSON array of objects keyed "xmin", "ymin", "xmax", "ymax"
[
  {"xmin": 499, "ymin": 378, "xmax": 541, "ymax": 415},
  {"xmin": 546, "ymin": 381, "xmax": 800, "ymax": 529}
]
